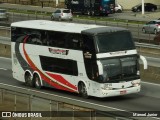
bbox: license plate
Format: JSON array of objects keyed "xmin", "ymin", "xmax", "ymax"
[{"xmin": 120, "ymin": 90, "xmax": 127, "ymax": 95}]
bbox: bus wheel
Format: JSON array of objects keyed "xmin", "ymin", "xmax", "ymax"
[
  {"xmin": 34, "ymin": 74, "xmax": 42, "ymax": 89},
  {"xmin": 78, "ymin": 82, "xmax": 88, "ymax": 98},
  {"xmin": 25, "ymin": 72, "xmax": 34, "ymax": 87}
]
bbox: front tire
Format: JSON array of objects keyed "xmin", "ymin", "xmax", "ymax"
[{"xmin": 78, "ymin": 82, "xmax": 88, "ymax": 98}]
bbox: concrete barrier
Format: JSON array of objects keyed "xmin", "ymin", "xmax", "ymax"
[{"xmin": 0, "ymin": 43, "xmax": 11, "ymax": 58}]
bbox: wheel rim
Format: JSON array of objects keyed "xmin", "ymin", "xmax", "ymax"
[
  {"xmin": 35, "ymin": 77, "xmax": 40, "ymax": 87},
  {"xmin": 79, "ymin": 83, "xmax": 88, "ymax": 98},
  {"xmin": 34, "ymin": 75, "xmax": 41, "ymax": 89}
]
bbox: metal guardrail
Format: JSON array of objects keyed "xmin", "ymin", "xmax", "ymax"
[
  {"xmin": 0, "ymin": 83, "xmax": 134, "ymax": 120},
  {"xmin": 135, "ymin": 42, "xmax": 160, "ymax": 50},
  {"xmin": 0, "ymin": 36, "xmax": 11, "ymax": 45},
  {"xmin": 0, "ymin": 83, "xmax": 157, "ymax": 120}
]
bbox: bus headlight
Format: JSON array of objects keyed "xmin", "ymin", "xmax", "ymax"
[
  {"xmin": 131, "ymin": 80, "xmax": 140, "ymax": 87},
  {"xmin": 101, "ymin": 84, "xmax": 113, "ymax": 90}
]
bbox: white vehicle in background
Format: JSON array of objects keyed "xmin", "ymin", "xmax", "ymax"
[
  {"xmin": 51, "ymin": 8, "xmax": 72, "ymax": 21},
  {"xmin": 115, "ymin": 3, "xmax": 123, "ymax": 13},
  {"xmin": 11, "ymin": 20, "xmax": 147, "ymax": 98},
  {"xmin": 0, "ymin": 9, "xmax": 8, "ymax": 21},
  {"xmin": 142, "ymin": 20, "xmax": 160, "ymax": 34}
]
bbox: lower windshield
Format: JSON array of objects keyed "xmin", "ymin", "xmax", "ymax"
[
  {"xmin": 100, "ymin": 56, "xmax": 139, "ymax": 83},
  {"xmin": 96, "ymin": 31, "xmax": 135, "ymax": 53}
]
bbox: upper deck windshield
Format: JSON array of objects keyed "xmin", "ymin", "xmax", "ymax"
[{"xmin": 96, "ymin": 31, "xmax": 135, "ymax": 53}]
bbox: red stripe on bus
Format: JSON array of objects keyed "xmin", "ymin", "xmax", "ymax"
[
  {"xmin": 46, "ymin": 72, "xmax": 77, "ymax": 91},
  {"xmin": 22, "ymin": 36, "xmax": 77, "ymax": 93}
]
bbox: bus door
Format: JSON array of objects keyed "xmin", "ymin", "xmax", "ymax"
[{"xmin": 82, "ymin": 34, "xmax": 98, "ymax": 81}]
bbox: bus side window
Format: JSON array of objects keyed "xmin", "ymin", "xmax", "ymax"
[
  {"xmin": 82, "ymin": 35, "xmax": 95, "ymax": 53},
  {"xmin": 64, "ymin": 33, "xmax": 73, "ymax": 48},
  {"xmin": 65, "ymin": 33, "xmax": 82, "ymax": 50},
  {"xmin": 48, "ymin": 32, "xmax": 57, "ymax": 47},
  {"xmin": 72, "ymin": 34, "xmax": 83, "ymax": 50},
  {"xmin": 56, "ymin": 32, "xmax": 65, "ymax": 47}
]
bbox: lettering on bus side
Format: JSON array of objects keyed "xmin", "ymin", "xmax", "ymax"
[{"xmin": 49, "ymin": 48, "xmax": 69, "ymax": 55}]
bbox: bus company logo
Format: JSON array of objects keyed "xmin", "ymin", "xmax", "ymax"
[
  {"xmin": 2, "ymin": 112, "xmax": 11, "ymax": 117},
  {"xmin": 110, "ymin": 51, "xmax": 126, "ymax": 55},
  {"xmin": 49, "ymin": 48, "xmax": 69, "ymax": 55}
]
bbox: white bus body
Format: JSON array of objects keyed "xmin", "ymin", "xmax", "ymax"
[{"xmin": 11, "ymin": 20, "xmax": 144, "ymax": 98}]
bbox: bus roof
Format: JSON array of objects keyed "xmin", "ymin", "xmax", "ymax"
[{"xmin": 11, "ymin": 20, "xmax": 129, "ymax": 34}]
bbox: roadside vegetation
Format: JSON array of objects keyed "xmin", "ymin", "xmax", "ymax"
[{"xmin": 7, "ymin": 8, "xmax": 146, "ymax": 25}]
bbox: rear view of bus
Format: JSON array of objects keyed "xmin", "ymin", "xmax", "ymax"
[{"xmin": 97, "ymin": 0, "xmax": 115, "ymax": 15}]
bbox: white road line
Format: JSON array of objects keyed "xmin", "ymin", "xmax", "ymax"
[
  {"xmin": 142, "ymin": 81, "xmax": 160, "ymax": 86},
  {"xmin": 146, "ymin": 56, "xmax": 160, "ymax": 60},
  {"xmin": 0, "ymin": 68, "xmax": 7, "ymax": 70},
  {"xmin": 0, "ymin": 57, "xmax": 11, "ymax": 60}
]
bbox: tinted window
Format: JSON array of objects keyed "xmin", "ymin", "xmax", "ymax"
[
  {"xmin": 63, "ymin": 10, "xmax": 70, "ymax": 13},
  {"xmin": 96, "ymin": 31, "xmax": 135, "ymax": 53},
  {"xmin": 40, "ymin": 56, "xmax": 78, "ymax": 76},
  {"xmin": 55, "ymin": 10, "xmax": 61, "ymax": 13},
  {"xmin": 156, "ymin": 22, "xmax": 160, "ymax": 25},
  {"xmin": 11, "ymin": 27, "xmax": 83, "ymax": 50}
]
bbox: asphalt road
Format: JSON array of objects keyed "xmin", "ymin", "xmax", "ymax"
[{"xmin": 0, "ymin": 57, "xmax": 160, "ymax": 119}]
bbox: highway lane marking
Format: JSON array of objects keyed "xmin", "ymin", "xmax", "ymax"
[
  {"xmin": 0, "ymin": 83, "xmax": 160, "ymax": 119},
  {"xmin": 0, "ymin": 56, "xmax": 11, "ymax": 60},
  {"xmin": 146, "ymin": 56, "xmax": 160, "ymax": 60},
  {"xmin": 142, "ymin": 81, "xmax": 160, "ymax": 87},
  {"xmin": 0, "ymin": 68, "xmax": 7, "ymax": 70}
]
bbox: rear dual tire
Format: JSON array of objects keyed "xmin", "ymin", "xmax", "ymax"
[
  {"xmin": 25, "ymin": 73, "xmax": 41, "ymax": 89},
  {"xmin": 25, "ymin": 72, "xmax": 34, "ymax": 87}
]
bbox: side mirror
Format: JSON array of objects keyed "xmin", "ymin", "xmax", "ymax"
[
  {"xmin": 140, "ymin": 55, "xmax": 148, "ymax": 70},
  {"xmin": 97, "ymin": 61, "xmax": 103, "ymax": 75}
]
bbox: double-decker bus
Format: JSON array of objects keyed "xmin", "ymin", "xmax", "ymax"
[
  {"xmin": 11, "ymin": 20, "xmax": 147, "ymax": 98},
  {"xmin": 65, "ymin": 0, "xmax": 115, "ymax": 16}
]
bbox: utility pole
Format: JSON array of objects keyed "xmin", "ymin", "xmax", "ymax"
[
  {"xmin": 142, "ymin": 0, "xmax": 144, "ymax": 15},
  {"xmin": 56, "ymin": 0, "xmax": 58, "ymax": 7}
]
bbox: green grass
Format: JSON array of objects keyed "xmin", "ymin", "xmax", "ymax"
[
  {"xmin": 75, "ymin": 15, "xmax": 146, "ymax": 24},
  {"xmin": 6, "ymin": 8, "xmax": 146, "ymax": 25}
]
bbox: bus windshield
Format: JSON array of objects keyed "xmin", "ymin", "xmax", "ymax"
[
  {"xmin": 100, "ymin": 55, "xmax": 139, "ymax": 83},
  {"xmin": 96, "ymin": 31, "xmax": 135, "ymax": 53}
]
